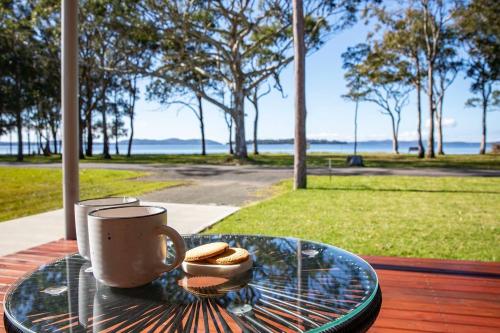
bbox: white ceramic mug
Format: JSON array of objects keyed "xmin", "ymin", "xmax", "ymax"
[
  {"xmin": 87, "ymin": 206, "xmax": 186, "ymax": 288},
  {"xmin": 75, "ymin": 197, "xmax": 140, "ymax": 260}
]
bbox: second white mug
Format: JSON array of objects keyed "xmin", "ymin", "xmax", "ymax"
[{"xmin": 75, "ymin": 197, "xmax": 140, "ymax": 260}]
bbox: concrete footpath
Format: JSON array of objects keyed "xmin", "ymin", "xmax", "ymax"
[{"xmin": 0, "ymin": 201, "xmax": 238, "ymax": 256}]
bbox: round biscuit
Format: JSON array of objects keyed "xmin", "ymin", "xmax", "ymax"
[
  {"xmin": 184, "ymin": 242, "xmax": 229, "ymax": 262},
  {"xmin": 206, "ymin": 248, "xmax": 249, "ymax": 265}
]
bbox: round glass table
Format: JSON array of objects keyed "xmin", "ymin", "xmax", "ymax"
[{"xmin": 4, "ymin": 235, "xmax": 381, "ymax": 332}]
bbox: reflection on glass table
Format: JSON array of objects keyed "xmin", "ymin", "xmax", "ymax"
[{"xmin": 4, "ymin": 234, "xmax": 381, "ymax": 332}]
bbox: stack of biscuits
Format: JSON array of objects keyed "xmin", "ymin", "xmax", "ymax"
[{"xmin": 181, "ymin": 242, "xmax": 252, "ymax": 278}]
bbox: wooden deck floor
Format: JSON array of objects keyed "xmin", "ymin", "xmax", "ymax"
[{"xmin": 1, "ymin": 240, "xmax": 499, "ymax": 332}]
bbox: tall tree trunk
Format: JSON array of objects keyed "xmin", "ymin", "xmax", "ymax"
[
  {"xmin": 354, "ymin": 99, "xmax": 359, "ymax": 156},
  {"xmin": 224, "ymin": 112, "xmax": 234, "ymax": 154},
  {"xmin": 229, "ymin": 130, "xmax": 233, "ymax": 154},
  {"xmin": 252, "ymin": 98, "xmax": 259, "ymax": 155},
  {"xmin": 127, "ymin": 112, "xmax": 134, "ymax": 157},
  {"xmin": 16, "ymin": 109, "xmax": 23, "ymax": 162},
  {"xmin": 115, "ymin": 136, "xmax": 119, "ymax": 155},
  {"xmin": 51, "ymin": 126, "xmax": 58, "ymax": 154},
  {"xmin": 415, "ymin": 68, "xmax": 425, "ymax": 158},
  {"xmin": 9, "ymin": 131, "xmax": 12, "ymax": 155},
  {"xmin": 43, "ymin": 129, "xmax": 51, "ymax": 156},
  {"xmin": 197, "ymin": 95, "xmax": 206, "ymax": 156},
  {"xmin": 27, "ymin": 126, "xmax": 31, "ymax": 156},
  {"xmin": 390, "ymin": 114, "xmax": 399, "ymax": 154},
  {"xmin": 437, "ymin": 96, "xmax": 444, "ymax": 155},
  {"xmin": 26, "ymin": 109, "xmax": 30, "ymax": 155},
  {"xmin": 426, "ymin": 63, "xmax": 435, "ymax": 158},
  {"xmin": 232, "ymin": 90, "xmax": 247, "ymax": 159},
  {"xmin": 101, "ymin": 86, "xmax": 111, "ymax": 159},
  {"xmin": 85, "ymin": 110, "xmax": 93, "ymax": 157},
  {"xmin": 37, "ymin": 131, "xmax": 41, "ymax": 155},
  {"xmin": 114, "ymin": 121, "xmax": 119, "ymax": 155},
  {"xmin": 293, "ymin": 0, "xmax": 307, "ymax": 189},
  {"xmin": 15, "ymin": 65, "xmax": 23, "ymax": 161},
  {"xmin": 79, "ymin": 111, "xmax": 85, "ymax": 159},
  {"xmin": 228, "ymin": 120, "xmax": 233, "ymax": 155},
  {"xmin": 102, "ymin": 107, "xmax": 110, "ymax": 159},
  {"xmin": 126, "ymin": 82, "xmax": 137, "ymax": 157},
  {"xmin": 114, "ymin": 106, "xmax": 119, "ymax": 155},
  {"xmin": 479, "ymin": 97, "xmax": 487, "ymax": 155},
  {"xmin": 392, "ymin": 135, "xmax": 399, "ymax": 154}
]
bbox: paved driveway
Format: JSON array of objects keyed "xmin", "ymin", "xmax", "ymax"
[{"xmin": 1, "ymin": 162, "xmax": 499, "ymax": 205}]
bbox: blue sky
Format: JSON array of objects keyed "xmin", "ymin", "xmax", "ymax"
[
  {"xmin": 132, "ymin": 21, "xmax": 499, "ymax": 144},
  {"xmin": 4, "ymin": 18, "xmax": 493, "ymax": 145}
]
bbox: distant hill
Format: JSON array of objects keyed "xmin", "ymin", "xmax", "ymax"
[
  {"xmin": 247, "ymin": 139, "xmax": 347, "ymax": 144},
  {"xmin": 1, "ymin": 139, "xmax": 496, "ymax": 146},
  {"xmin": 117, "ymin": 138, "xmax": 224, "ymax": 146}
]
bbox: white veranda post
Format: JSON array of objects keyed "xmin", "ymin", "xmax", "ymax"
[{"xmin": 61, "ymin": 0, "xmax": 79, "ymax": 240}]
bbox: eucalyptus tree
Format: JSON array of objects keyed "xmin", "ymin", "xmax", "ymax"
[
  {"xmin": 224, "ymin": 112, "xmax": 234, "ymax": 155},
  {"xmin": 433, "ymin": 37, "xmax": 461, "ymax": 155},
  {"xmin": 79, "ymin": 1, "xmax": 101, "ymax": 157},
  {"xmin": 88, "ymin": 1, "xmax": 143, "ymax": 159},
  {"xmin": 0, "ymin": 36, "xmax": 15, "ymax": 151},
  {"xmin": 124, "ymin": 73, "xmax": 139, "ymax": 157},
  {"xmin": 416, "ymin": 0, "xmax": 456, "ymax": 158},
  {"xmin": 343, "ymin": 43, "xmax": 410, "ymax": 154},
  {"xmin": 247, "ymin": 83, "xmax": 272, "ymax": 155},
  {"xmin": 138, "ymin": 0, "xmax": 360, "ymax": 159},
  {"xmin": 0, "ymin": 96, "xmax": 14, "ymax": 148},
  {"xmin": 455, "ymin": 0, "xmax": 499, "ymax": 154},
  {"xmin": 109, "ymin": 92, "xmax": 127, "ymax": 156},
  {"xmin": 368, "ymin": 6, "xmax": 427, "ymax": 157},
  {"xmin": 117, "ymin": 52, "xmax": 148, "ymax": 158},
  {"xmin": 32, "ymin": 0, "xmax": 103, "ymax": 158},
  {"xmin": 1, "ymin": 0, "xmax": 64, "ymax": 158},
  {"xmin": 32, "ymin": 98, "xmax": 55, "ymax": 156},
  {"xmin": 342, "ymin": 68, "xmax": 366, "ymax": 156},
  {"xmin": 147, "ymin": 80, "xmax": 210, "ymax": 155},
  {"xmin": 0, "ymin": 1, "xmax": 38, "ymax": 161},
  {"xmin": 370, "ymin": 1, "xmax": 460, "ymax": 156},
  {"xmin": 146, "ymin": 29, "xmax": 215, "ymax": 157},
  {"xmin": 32, "ymin": 1, "xmax": 61, "ymax": 155},
  {"xmin": 92, "ymin": 4, "xmax": 119, "ymax": 159},
  {"xmin": 109, "ymin": 2, "xmax": 154, "ymax": 158}
]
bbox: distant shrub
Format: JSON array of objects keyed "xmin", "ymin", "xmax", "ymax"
[{"xmin": 492, "ymin": 144, "xmax": 500, "ymax": 154}]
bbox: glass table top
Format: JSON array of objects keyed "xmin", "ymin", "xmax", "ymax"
[{"xmin": 4, "ymin": 234, "xmax": 380, "ymax": 332}]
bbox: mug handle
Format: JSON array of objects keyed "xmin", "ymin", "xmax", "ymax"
[{"xmin": 155, "ymin": 225, "xmax": 186, "ymax": 274}]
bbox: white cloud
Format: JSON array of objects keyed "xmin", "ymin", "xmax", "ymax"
[
  {"xmin": 442, "ymin": 118, "xmax": 458, "ymax": 128},
  {"xmin": 426, "ymin": 117, "xmax": 457, "ymax": 129}
]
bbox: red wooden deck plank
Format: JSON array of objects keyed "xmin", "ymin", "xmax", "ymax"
[
  {"xmin": 363, "ymin": 255, "xmax": 500, "ymax": 275},
  {"xmin": 0, "ymin": 240, "xmax": 499, "ymax": 333}
]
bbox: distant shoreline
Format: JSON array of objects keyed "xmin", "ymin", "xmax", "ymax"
[
  {"xmin": 1, "ymin": 141, "xmax": 497, "ymax": 156},
  {"xmin": 1, "ymin": 139, "xmax": 497, "ymax": 146}
]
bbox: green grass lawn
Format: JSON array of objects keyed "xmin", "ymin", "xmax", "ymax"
[
  {"xmin": 206, "ymin": 176, "xmax": 500, "ymax": 261},
  {"xmin": 0, "ymin": 167, "xmax": 182, "ymax": 222},
  {"xmin": 1, "ymin": 152, "xmax": 499, "ymax": 169}
]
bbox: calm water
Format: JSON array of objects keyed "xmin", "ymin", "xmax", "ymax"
[{"xmin": 0, "ymin": 142, "xmax": 492, "ymax": 155}]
